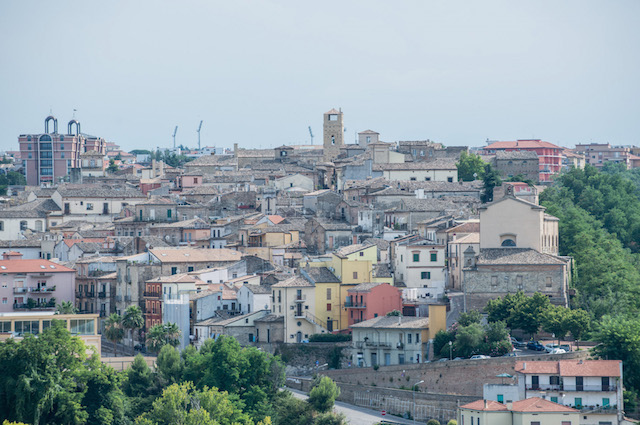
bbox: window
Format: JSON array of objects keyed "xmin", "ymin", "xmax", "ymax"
[
  {"xmin": 1, "ymin": 297, "xmax": 6, "ymax": 304},
  {"xmin": 60, "ymin": 143, "xmax": 64, "ymax": 149},
  {"xmin": 359, "ymin": 251, "xmax": 364, "ymax": 257},
  {"xmin": 171, "ymin": 267, "xmax": 178, "ymax": 275},
  {"xmin": 61, "ymin": 152, "xmax": 65, "ymax": 158},
  {"xmin": 421, "ymin": 271, "xmax": 430, "ymax": 279},
  {"xmin": 447, "ymin": 177, "xmax": 453, "ymax": 182},
  {"xmin": 546, "ymin": 276, "xmax": 552, "ymax": 287},
  {"xmin": 326, "ymin": 288, "xmax": 331, "ymax": 300},
  {"xmin": 167, "ymin": 209, "xmax": 172, "ymax": 218},
  {"xmin": 550, "ymin": 396, "xmax": 558, "ymax": 403},
  {"xmin": 410, "ymin": 177, "xmax": 416, "ymax": 181},
  {"xmin": 413, "ymin": 253, "xmax": 420, "ymax": 262},
  {"xmin": 28, "ymin": 143, "xmax": 32, "ymax": 150},
  {"xmin": 20, "ymin": 221, "xmax": 27, "ymax": 231},
  {"xmin": 497, "ymin": 394, "xmax": 504, "ymax": 403},
  {"xmin": 560, "ymin": 422, "xmax": 572, "ymax": 425},
  {"xmin": 0, "ymin": 321, "xmax": 11, "ymax": 332},
  {"xmin": 86, "ymin": 203, "xmax": 93, "ymax": 211},
  {"xmin": 353, "ymin": 272, "xmax": 358, "ymax": 279},
  {"xmin": 0, "ymin": 221, "xmax": 3, "ymax": 231},
  {"xmin": 574, "ymin": 397, "xmax": 582, "ymax": 408},
  {"xmin": 602, "ymin": 397, "xmax": 610, "ymax": 407},
  {"xmin": 425, "ymin": 177, "xmax": 431, "ymax": 181},
  {"xmin": 70, "ymin": 319, "xmax": 95, "ymax": 335},
  {"xmin": 407, "ymin": 334, "xmax": 412, "ymax": 344},
  {"xmin": 530, "ymin": 422, "xmax": 541, "ymax": 425},
  {"xmin": 327, "ymin": 303, "xmax": 332, "ymax": 311},
  {"xmin": 430, "ymin": 252, "xmax": 437, "ymax": 262},
  {"xmin": 187, "ymin": 266, "xmax": 194, "ymax": 272}
]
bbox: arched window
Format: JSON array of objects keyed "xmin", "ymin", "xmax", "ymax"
[{"xmin": 501, "ymin": 239, "xmax": 516, "ymax": 247}]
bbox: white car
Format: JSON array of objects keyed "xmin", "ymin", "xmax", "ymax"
[
  {"xmin": 545, "ymin": 343, "xmax": 559, "ymax": 353},
  {"xmin": 550, "ymin": 348, "xmax": 566, "ymax": 354},
  {"xmin": 470, "ymin": 355, "xmax": 490, "ymax": 360}
]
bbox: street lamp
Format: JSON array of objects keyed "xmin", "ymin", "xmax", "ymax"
[
  {"xmin": 413, "ymin": 379, "xmax": 424, "ymax": 425},
  {"xmin": 449, "ymin": 340, "xmax": 453, "ymax": 360}
]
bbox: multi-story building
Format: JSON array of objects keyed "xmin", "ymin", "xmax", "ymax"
[
  {"xmin": 271, "ymin": 275, "xmax": 324, "ymax": 343},
  {"xmin": 74, "ymin": 256, "xmax": 117, "ymax": 321},
  {"xmin": 483, "ymin": 139, "xmax": 564, "ymax": 183},
  {"xmin": 18, "ymin": 116, "xmax": 106, "ymax": 186},
  {"xmin": 491, "ymin": 150, "xmax": 540, "ymax": 182},
  {"xmin": 458, "ymin": 398, "xmax": 579, "ymax": 425},
  {"xmin": 393, "ymin": 236, "xmax": 446, "ymax": 293},
  {"xmin": 350, "ymin": 304, "xmax": 446, "ymax": 367},
  {"xmin": 323, "ymin": 108, "xmax": 345, "ymax": 162},
  {"xmin": 482, "ymin": 360, "xmax": 624, "ymax": 425},
  {"xmin": 0, "ymin": 252, "xmax": 75, "ymax": 312},
  {"xmin": 346, "ymin": 282, "xmax": 402, "ymax": 326}
]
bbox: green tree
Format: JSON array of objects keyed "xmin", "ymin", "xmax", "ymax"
[
  {"xmin": 509, "ymin": 292, "xmax": 550, "ymax": 337},
  {"xmin": 426, "ymin": 420, "xmax": 441, "ymax": 425},
  {"xmin": 457, "ymin": 310, "xmax": 482, "ymax": 327},
  {"xmin": 6, "ymin": 171, "xmax": 25, "ymax": 186},
  {"xmin": 447, "ymin": 420, "xmax": 458, "ymax": 425},
  {"xmin": 108, "ymin": 158, "xmax": 119, "ymax": 173},
  {"xmin": 484, "ymin": 320, "xmax": 509, "ymax": 344},
  {"xmin": 104, "ymin": 313, "xmax": 125, "ymax": 357},
  {"xmin": 272, "ymin": 392, "xmax": 314, "ymax": 425},
  {"xmin": 541, "ymin": 305, "xmax": 571, "ymax": 344},
  {"xmin": 386, "ymin": 310, "xmax": 401, "ymax": 317},
  {"xmin": 315, "ymin": 412, "xmax": 347, "ymax": 425},
  {"xmin": 122, "ymin": 305, "xmax": 144, "ymax": 350},
  {"xmin": 592, "ymin": 315, "xmax": 640, "ymax": 391},
  {"xmin": 481, "ymin": 163, "xmax": 502, "ymax": 203},
  {"xmin": 146, "ymin": 322, "xmax": 181, "ymax": 352},
  {"xmin": 308, "ymin": 376, "xmax": 341, "ymax": 413},
  {"xmin": 566, "ymin": 308, "xmax": 591, "ymax": 347},
  {"xmin": 123, "ymin": 355, "xmax": 158, "ymax": 418},
  {"xmin": 56, "ymin": 300, "xmax": 78, "ymax": 314},
  {"xmin": 456, "ymin": 152, "xmax": 486, "ymax": 182},
  {"xmin": 156, "ymin": 345, "xmax": 183, "ymax": 385},
  {"xmin": 454, "ymin": 323, "xmax": 484, "ymax": 358},
  {"xmin": 80, "ymin": 356, "xmax": 127, "ymax": 425}
]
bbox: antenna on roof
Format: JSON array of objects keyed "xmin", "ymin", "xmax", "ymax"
[{"xmin": 308, "ymin": 126, "xmax": 314, "ymax": 145}]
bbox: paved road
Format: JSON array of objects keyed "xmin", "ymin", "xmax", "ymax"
[{"xmin": 289, "ymin": 388, "xmax": 424, "ymax": 425}]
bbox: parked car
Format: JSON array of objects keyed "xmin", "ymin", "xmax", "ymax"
[
  {"xmin": 510, "ymin": 337, "xmax": 526, "ymax": 348},
  {"xmin": 550, "ymin": 348, "xmax": 567, "ymax": 354},
  {"xmin": 503, "ymin": 351, "xmax": 519, "ymax": 357},
  {"xmin": 437, "ymin": 358, "xmax": 449, "ymax": 362},
  {"xmin": 545, "ymin": 343, "xmax": 560, "ymax": 353},
  {"xmin": 470, "ymin": 355, "xmax": 490, "ymax": 360},
  {"xmin": 560, "ymin": 344, "xmax": 571, "ymax": 352},
  {"xmin": 527, "ymin": 341, "xmax": 546, "ymax": 351}
]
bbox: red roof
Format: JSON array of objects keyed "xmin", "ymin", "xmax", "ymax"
[
  {"xmin": 63, "ymin": 238, "xmax": 107, "ymax": 248},
  {"xmin": 459, "ymin": 400, "xmax": 509, "ymax": 411},
  {"xmin": 267, "ymin": 215, "xmax": 285, "ymax": 224},
  {"xmin": 515, "ymin": 360, "xmax": 621, "ymax": 377},
  {"xmin": 511, "ymin": 397, "xmax": 577, "ymax": 413},
  {"xmin": 0, "ymin": 259, "xmax": 75, "ymax": 273},
  {"xmin": 485, "ymin": 140, "xmax": 563, "ymax": 150}
]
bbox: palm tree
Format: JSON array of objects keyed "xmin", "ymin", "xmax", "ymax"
[
  {"xmin": 55, "ymin": 300, "xmax": 77, "ymax": 314},
  {"xmin": 122, "ymin": 305, "xmax": 144, "ymax": 351},
  {"xmin": 104, "ymin": 313, "xmax": 125, "ymax": 357},
  {"xmin": 146, "ymin": 322, "xmax": 182, "ymax": 352}
]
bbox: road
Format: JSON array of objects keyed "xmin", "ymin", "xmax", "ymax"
[{"xmin": 288, "ymin": 388, "xmax": 424, "ymax": 425}]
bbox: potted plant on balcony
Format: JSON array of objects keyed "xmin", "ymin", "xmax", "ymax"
[{"xmin": 26, "ymin": 298, "xmax": 37, "ymax": 309}]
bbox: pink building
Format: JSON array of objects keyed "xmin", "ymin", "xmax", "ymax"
[
  {"xmin": 0, "ymin": 252, "xmax": 76, "ymax": 313},
  {"xmin": 347, "ymin": 282, "xmax": 402, "ymax": 326},
  {"xmin": 18, "ymin": 116, "xmax": 106, "ymax": 186},
  {"xmin": 483, "ymin": 139, "xmax": 564, "ymax": 183},
  {"xmin": 177, "ymin": 172, "xmax": 203, "ymax": 190}
]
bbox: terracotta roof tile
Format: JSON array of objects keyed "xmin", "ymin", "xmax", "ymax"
[
  {"xmin": 515, "ymin": 360, "xmax": 621, "ymax": 377},
  {"xmin": 459, "ymin": 400, "xmax": 509, "ymax": 411},
  {"xmin": 511, "ymin": 397, "xmax": 577, "ymax": 413},
  {"xmin": 0, "ymin": 259, "xmax": 75, "ymax": 273}
]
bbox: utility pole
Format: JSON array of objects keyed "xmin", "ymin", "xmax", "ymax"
[
  {"xmin": 197, "ymin": 120, "xmax": 203, "ymax": 150},
  {"xmin": 172, "ymin": 126, "xmax": 178, "ymax": 149}
]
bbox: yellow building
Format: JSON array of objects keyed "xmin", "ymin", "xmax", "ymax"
[
  {"xmin": 0, "ymin": 312, "xmax": 101, "ymax": 356},
  {"xmin": 304, "ymin": 244, "xmax": 392, "ymax": 331},
  {"xmin": 242, "ymin": 226, "xmax": 300, "ymax": 262}
]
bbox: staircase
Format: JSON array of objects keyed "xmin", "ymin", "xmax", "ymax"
[{"xmin": 304, "ymin": 311, "xmax": 328, "ymax": 332}]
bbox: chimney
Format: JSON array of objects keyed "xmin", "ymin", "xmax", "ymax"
[
  {"xmin": 398, "ymin": 315, "xmax": 401, "ymax": 325},
  {"xmin": 484, "ymin": 400, "xmax": 488, "ymax": 409},
  {"xmin": 2, "ymin": 251, "xmax": 23, "ymax": 260},
  {"xmin": 506, "ymin": 401, "xmax": 513, "ymax": 410},
  {"xmin": 523, "ymin": 362, "xmax": 526, "ymax": 370},
  {"xmin": 234, "ymin": 143, "xmax": 239, "ymax": 159}
]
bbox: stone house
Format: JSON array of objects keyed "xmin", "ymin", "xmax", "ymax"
[
  {"xmin": 304, "ymin": 218, "xmax": 352, "ymax": 255},
  {"xmin": 492, "ymin": 150, "xmax": 540, "ymax": 182}
]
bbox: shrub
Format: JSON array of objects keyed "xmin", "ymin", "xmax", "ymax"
[
  {"xmin": 309, "ymin": 333, "xmax": 352, "ymax": 342},
  {"xmin": 426, "ymin": 420, "xmax": 441, "ymax": 425},
  {"xmin": 308, "ymin": 376, "xmax": 341, "ymax": 413},
  {"xmin": 447, "ymin": 420, "xmax": 458, "ymax": 425}
]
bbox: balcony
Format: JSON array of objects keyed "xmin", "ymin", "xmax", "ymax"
[
  {"xmin": 526, "ymin": 384, "xmax": 617, "ymax": 392},
  {"xmin": 13, "ymin": 299, "xmax": 56, "ymax": 310},
  {"xmin": 98, "ymin": 291, "xmax": 107, "ymax": 298},
  {"xmin": 344, "ymin": 300, "xmax": 366, "ymax": 309},
  {"xmin": 99, "ymin": 311, "xmax": 107, "ymax": 317},
  {"xmin": 143, "ymin": 291, "xmax": 161, "ymax": 298},
  {"xmin": 294, "ymin": 310, "xmax": 305, "ymax": 319},
  {"xmin": 125, "ymin": 295, "xmax": 132, "ymax": 302},
  {"xmin": 13, "ymin": 287, "xmax": 28, "ymax": 294},
  {"xmin": 115, "ymin": 295, "xmax": 122, "ymax": 302},
  {"xmin": 32, "ymin": 286, "xmax": 56, "ymax": 293},
  {"xmin": 76, "ymin": 291, "xmax": 95, "ymax": 298},
  {"xmin": 294, "ymin": 294, "xmax": 306, "ymax": 303}
]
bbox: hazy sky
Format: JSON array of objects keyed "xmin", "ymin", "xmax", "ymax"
[{"xmin": 1, "ymin": 1, "xmax": 639, "ymax": 152}]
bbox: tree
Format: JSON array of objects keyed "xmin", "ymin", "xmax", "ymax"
[
  {"xmin": 454, "ymin": 323, "xmax": 484, "ymax": 358},
  {"xmin": 123, "ymin": 305, "xmax": 144, "ymax": 350},
  {"xmin": 457, "ymin": 310, "xmax": 482, "ymax": 327},
  {"xmin": 566, "ymin": 309, "xmax": 591, "ymax": 347},
  {"xmin": 104, "ymin": 313, "xmax": 125, "ymax": 356},
  {"xmin": 147, "ymin": 322, "xmax": 182, "ymax": 352},
  {"xmin": 56, "ymin": 300, "xmax": 78, "ymax": 314},
  {"xmin": 385, "ymin": 310, "xmax": 401, "ymax": 317},
  {"xmin": 541, "ymin": 305, "xmax": 571, "ymax": 344},
  {"xmin": 447, "ymin": 420, "xmax": 458, "ymax": 425},
  {"xmin": 108, "ymin": 158, "xmax": 119, "ymax": 173},
  {"xmin": 156, "ymin": 345, "xmax": 183, "ymax": 385},
  {"xmin": 592, "ymin": 315, "xmax": 640, "ymax": 391},
  {"xmin": 124, "ymin": 355, "xmax": 158, "ymax": 418},
  {"xmin": 481, "ymin": 163, "xmax": 502, "ymax": 203},
  {"xmin": 426, "ymin": 420, "xmax": 441, "ymax": 425},
  {"xmin": 456, "ymin": 152, "xmax": 486, "ymax": 182},
  {"xmin": 315, "ymin": 412, "xmax": 347, "ymax": 425},
  {"xmin": 308, "ymin": 376, "xmax": 341, "ymax": 413},
  {"xmin": 434, "ymin": 329, "xmax": 456, "ymax": 358}
]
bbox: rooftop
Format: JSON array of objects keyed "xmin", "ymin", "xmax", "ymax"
[
  {"xmin": 150, "ymin": 248, "xmax": 242, "ymax": 263},
  {"xmin": 272, "ymin": 275, "xmax": 314, "ymax": 288},
  {"xmin": 484, "ymin": 139, "xmax": 563, "ymax": 151},
  {"xmin": 515, "ymin": 360, "xmax": 621, "ymax": 377},
  {"xmin": 475, "ymin": 248, "xmax": 568, "ymax": 266},
  {"xmin": 0, "ymin": 259, "xmax": 75, "ymax": 273},
  {"xmin": 304, "ymin": 267, "xmax": 340, "ymax": 284},
  {"xmin": 350, "ymin": 315, "xmax": 429, "ymax": 329}
]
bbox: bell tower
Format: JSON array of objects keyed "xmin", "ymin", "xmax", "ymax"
[{"xmin": 323, "ymin": 108, "xmax": 344, "ymax": 162}]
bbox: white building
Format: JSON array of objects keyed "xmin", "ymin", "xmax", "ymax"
[
  {"xmin": 271, "ymin": 275, "xmax": 324, "ymax": 343},
  {"xmin": 393, "ymin": 237, "xmax": 446, "ymax": 290},
  {"xmin": 236, "ymin": 284, "xmax": 271, "ymax": 314}
]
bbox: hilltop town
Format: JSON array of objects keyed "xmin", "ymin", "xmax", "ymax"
[{"xmin": 1, "ymin": 109, "xmax": 640, "ymax": 424}]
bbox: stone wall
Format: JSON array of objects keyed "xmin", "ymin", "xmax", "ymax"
[
  {"xmin": 275, "ymin": 342, "xmax": 352, "ymax": 376},
  {"xmin": 318, "ymin": 350, "xmax": 589, "ymax": 398}
]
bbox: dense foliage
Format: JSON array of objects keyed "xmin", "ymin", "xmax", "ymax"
[
  {"xmin": 0, "ymin": 171, "xmax": 26, "ymax": 195},
  {"xmin": 434, "ymin": 312, "xmax": 511, "ymax": 358},
  {"xmin": 540, "ymin": 164, "xmax": 640, "ymax": 395},
  {"xmin": 0, "ymin": 324, "xmax": 344, "ymax": 424},
  {"xmin": 456, "ymin": 152, "xmax": 486, "ymax": 182}
]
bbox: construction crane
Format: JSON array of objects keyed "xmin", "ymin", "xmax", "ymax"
[
  {"xmin": 172, "ymin": 126, "xmax": 178, "ymax": 149},
  {"xmin": 197, "ymin": 120, "xmax": 203, "ymax": 150},
  {"xmin": 308, "ymin": 126, "xmax": 314, "ymax": 145}
]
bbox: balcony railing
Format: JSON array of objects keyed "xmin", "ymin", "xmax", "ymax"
[
  {"xmin": 527, "ymin": 384, "xmax": 617, "ymax": 392},
  {"xmin": 32, "ymin": 286, "xmax": 56, "ymax": 293},
  {"xmin": 294, "ymin": 294, "xmax": 306, "ymax": 302},
  {"xmin": 143, "ymin": 291, "xmax": 161, "ymax": 298},
  {"xmin": 98, "ymin": 291, "xmax": 107, "ymax": 298},
  {"xmin": 344, "ymin": 300, "xmax": 366, "ymax": 308},
  {"xmin": 13, "ymin": 287, "xmax": 28, "ymax": 294},
  {"xmin": 76, "ymin": 291, "xmax": 95, "ymax": 298},
  {"xmin": 99, "ymin": 311, "xmax": 107, "ymax": 317},
  {"xmin": 124, "ymin": 295, "xmax": 132, "ymax": 302},
  {"xmin": 13, "ymin": 300, "xmax": 56, "ymax": 310}
]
